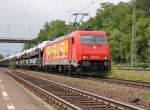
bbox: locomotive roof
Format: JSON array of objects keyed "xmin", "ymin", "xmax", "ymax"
[{"xmin": 49, "ymin": 30, "xmax": 106, "ymax": 43}]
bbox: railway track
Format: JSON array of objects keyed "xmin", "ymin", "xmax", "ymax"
[
  {"xmin": 23, "ymin": 69, "xmax": 150, "ymax": 90},
  {"xmin": 13, "ymin": 68, "xmax": 150, "ymax": 90},
  {"xmin": 117, "ymin": 68, "xmax": 150, "ymax": 71},
  {"xmin": 91, "ymin": 77, "xmax": 150, "ymax": 90},
  {"xmin": 1, "ymin": 68, "xmax": 143, "ymax": 110}
]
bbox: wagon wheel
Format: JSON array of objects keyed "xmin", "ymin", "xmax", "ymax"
[
  {"xmin": 58, "ymin": 65, "xmax": 63, "ymax": 73},
  {"xmin": 67, "ymin": 65, "xmax": 73, "ymax": 75}
]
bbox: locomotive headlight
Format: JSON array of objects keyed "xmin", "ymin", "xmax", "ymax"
[
  {"xmin": 82, "ymin": 56, "xmax": 89, "ymax": 59},
  {"xmin": 103, "ymin": 56, "xmax": 108, "ymax": 59},
  {"xmin": 83, "ymin": 56, "xmax": 86, "ymax": 59},
  {"xmin": 92, "ymin": 46, "xmax": 96, "ymax": 49}
]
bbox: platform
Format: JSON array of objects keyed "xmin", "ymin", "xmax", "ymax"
[{"xmin": 0, "ymin": 70, "xmax": 53, "ymax": 110}]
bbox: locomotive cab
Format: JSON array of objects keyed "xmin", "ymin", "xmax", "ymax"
[{"xmin": 74, "ymin": 31, "xmax": 111, "ymax": 75}]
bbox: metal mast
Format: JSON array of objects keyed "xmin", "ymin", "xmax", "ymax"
[
  {"xmin": 131, "ymin": 0, "xmax": 136, "ymax": 67},
  {"xmin": 72, "ymin": 13, "xmax": 89, "ymax": 29}
]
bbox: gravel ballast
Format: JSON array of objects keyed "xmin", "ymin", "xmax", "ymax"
[{"xmin": 18, "ymin": 69, "xmax": 150, "ymax": 109}]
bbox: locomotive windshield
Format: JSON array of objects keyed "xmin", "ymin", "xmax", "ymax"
[{"xmin": 81, "ymin": 34, "xmax": 106, "ymax": 44}]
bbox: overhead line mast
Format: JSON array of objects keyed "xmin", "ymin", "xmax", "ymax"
[
  {"xmin": 72, "ymin": 13, "xmax": 89, "ymax": 29},
  {"xmin": 131, "ymin": 0, "xmax": 136, "ymax": 67},
  {"xmin": 66, "ymin": 0, "xmax": 100, "ymax": 24}
]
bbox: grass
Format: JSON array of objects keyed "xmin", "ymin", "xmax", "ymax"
[{"xmin": 109, "ymin": 69, "xmax": 150, "ymax": 82}]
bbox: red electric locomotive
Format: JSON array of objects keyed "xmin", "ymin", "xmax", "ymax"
[{"xmin": 43, "ymin": 30, "xmax": 111, "ymax": 76}]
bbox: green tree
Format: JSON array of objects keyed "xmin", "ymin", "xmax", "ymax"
[
  {"xmin": 23, "ymin": 20, "xmax": 72, "ymax": 49},
  {"xmin": 83, "ymin": 0, "xmax": 149, "ymax": 67},
  {"xmin": 23, "ymin": 0, "xmax": 150, "ymax": 67}
]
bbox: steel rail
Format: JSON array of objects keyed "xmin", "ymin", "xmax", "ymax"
[
  {"xmin": 2, "ymin": 68, "xmax": 144, "ymax": 110},
  {"xmin": 2, "ymin": 69, "xmax": 81, "ymax": 110},
  {"xmin": 19, "ymin": 69, "xmax": 150, "ymax": 90},
  {"xmin": 117, "ymin": 68, "xmax": 150, "ymax": 71},
  {"xmin": 96, "ymin": 78, "xmax": 150, "ymax": 90}
]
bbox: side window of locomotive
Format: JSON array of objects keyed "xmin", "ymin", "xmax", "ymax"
[{"xmin": 72, "ymin": 37, "xmax": 74, "ymax": 44}]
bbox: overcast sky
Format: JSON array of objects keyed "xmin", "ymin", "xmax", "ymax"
[{"xmin": 0, "ymin": 0, "xmax": 130, "ymax": 57}]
